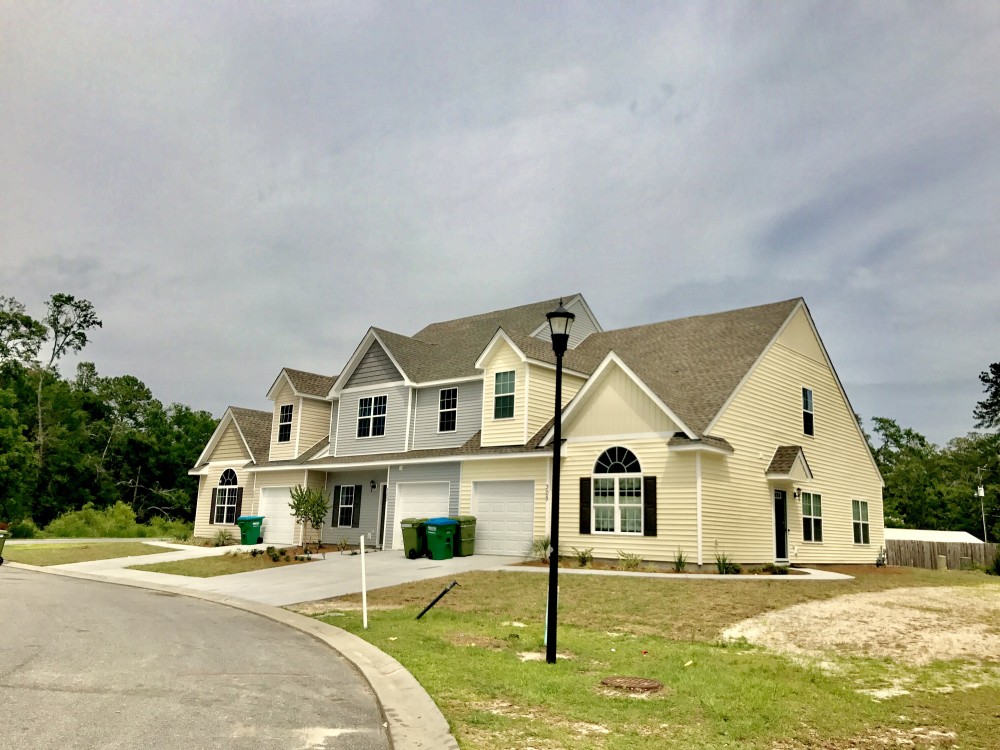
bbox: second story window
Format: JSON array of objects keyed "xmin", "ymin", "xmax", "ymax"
[
  {"xmin": 802, "ymin": 387, "xmax": 814, "ymax": 436},
  {"xmin": 494, "ymin": 371, "xmax": 515, "ymax": 419},
  {"xmin": 357, "ymin": 395, "xmax": 387, "ymax": 438},
  {"xmin": 278, "ymin": 404, "xmax": 293, "ymax": 443},
  {"xmin": 439, "ymin": 387, "xmax": 457, "ymax": 432}
]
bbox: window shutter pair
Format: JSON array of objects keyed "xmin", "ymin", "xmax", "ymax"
[{"xmin": 577, "ymin": 476, "xmax": 657, "ymax": 536}]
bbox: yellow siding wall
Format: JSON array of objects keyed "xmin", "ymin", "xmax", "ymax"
[
  {"xmin": 193, "ymin": 463, "xmax": 256, "ymax": 538},
  {"xmin": 705, "ymin": 337, "xmax": 884, "ymax": 564},
  {"xmin": 298, "ymin": 398, "xmax": 332, "ymax": 453},
  {"xmin": 212, "ymin": 423, "xmax": 251, "ymax": 462},
  {"xmin": 269, "ymin": 380, "xmax": 297, "ymax": 461},
  {"xmin": 481, "ymin": 342, "xmax": 526, "ymax": 447},
  {"xmin": 565, "ymin": 364, "xmax": 679, "ymax": 438},
  {"xmin": 777, "ymin": 307, "xmax": 825, "ymax": 363},
  {"xmin": 525, "ymin": 365, "xmax": 585, "ymax": 440},
  {"xmin": 460, "ymin": 458, "xmax": 550, "ymax": 539}
]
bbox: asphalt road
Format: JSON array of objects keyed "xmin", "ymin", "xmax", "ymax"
[{"xmin": 0, "ymin": 568, "xmax": 390, "ymax": 750}]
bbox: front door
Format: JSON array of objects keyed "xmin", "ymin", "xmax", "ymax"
[{"xmin": 774, "ymin": 489, "xmax": 788, "ymax": 560}]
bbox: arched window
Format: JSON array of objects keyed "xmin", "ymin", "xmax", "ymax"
[
  {"xmin": 211, "ymin": 469, "xmax": 242, "ymax": 525},
  {"xmin": 592, "ymin": 447, "xmax": 643, "ymax": 534}
]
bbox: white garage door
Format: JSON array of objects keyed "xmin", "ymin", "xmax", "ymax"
[
  {"xmin": 472, "ymin": 480, "xmax": 535, "ymax": 556},
  {"xmin": 258, "ymin": 487, "xmax": 296, "ymax": 545},
  {"xmin": 392, "ymin": 481, "xmax": 450, "ymax": 550}
]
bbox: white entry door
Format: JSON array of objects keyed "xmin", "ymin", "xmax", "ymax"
[
  {"xmin": 258, "ymin": 487, "xmax": 296, "ymax": 545},
  {"xmin": 391, "ymin": 481, "xmax": 450, "ymax": 550},
  {"xmin": 471, "ymin": 480, "xmax": 535, "ymax": 556}
]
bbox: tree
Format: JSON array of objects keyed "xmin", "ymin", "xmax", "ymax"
[
  {"xmin": 973, "ymin": 362, "xmax": 1000, "ymax": 429},
  {"xmin": 0, "ymin": 388, "xmax": 36, "ymax": 522},
  {"xmin": 287, "ymin": 484, "xmax": 331, "ymax": 554},
  {"xmin": 0, "ymin": 296, "xmax": 45, "ymax": 364}
]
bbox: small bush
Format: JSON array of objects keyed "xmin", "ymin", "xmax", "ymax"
[
  {"xmin": 761, "ymin": 562, "xmax": 790, "ymax": 575},
  {"xmin": 715, "ymin": 549, "xmax": 741, "ymax": 575},
  {"xmin": 528, "ymin": 536, "xmax": 551, "ymax": 564},
  {"xmin": 617, "ymin": 549, "xmax": 643, "ymax": 571},
  {"xmin": 571, "ymin": 547, "xmax": 593, "ymax": 567},
  {"xmin": 146, "ymin": 516, "xmax": 194, "ymax": 540},
  {"xmin": 673, "ymin": 548, "xmax": 688, "ymax": 573},
  {"xmin": 212, "ymin": 529, "xmax": 235, "ymax": 547},
  {"xmin": 8, "ymin": 518, "xmax": 41, "ymax": 538}
]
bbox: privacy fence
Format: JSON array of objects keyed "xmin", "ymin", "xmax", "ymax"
[{"xmin": 885, "ymin": 540, "xmax": 998, "ymax": 570}]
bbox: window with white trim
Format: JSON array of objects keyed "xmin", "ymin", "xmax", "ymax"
[
  {"xmin": 802, "ymin": 388, "xmax": 814, "ymax": 436},
  {"xmin": 337, "ymin": 485, "xmax": 355, "ymax": 527},
  {"xmin": 214, "ymin": 469, "xmax": 239, "ymax": 525},
  {"xmin": 852, "ymin": 499, "xmax": 870, "ymax": 545},
  {"xmin": 278, "ymin": 404, "xmax": 293, "ymax": 442},
  {"xmin": 439, "ymin": 387, "xmax": 457, "ymax": 432},
  {"xmin": 494, "ymin": 371, "xmax": 515, "ymax": 419},
  {"xmin": 802, "ymin": 491, "xmax": 823, "ymax": 542},
  {"xmin": 592, "ymin": 447, "xmax": 643, "ymax": 534},
  {"xmin": 357, "ymin": 395, "xmax": 387, "ymax": 438}
]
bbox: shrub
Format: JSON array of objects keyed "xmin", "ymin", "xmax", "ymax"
[
  {"xmin": 45, "ymin": 502, "xmax": 140, "ymax": 538},
  {"xmin": 528, "ymin": 536, "xmax": 551, "ymax": 564},
  {"xmin": 571, "ymin": 547, "xmax": 593, "ymax": 567},
  {"xmin": 145, "ymin": 516, "xmax": 194, "ymax": 540},
  {"xmin": 761, "ymin": 562, "xmax": 790, "ymax": 575},
  {"xmin": 715, "ymin": 549, "xmax": 741, "ymax": 575},
  {"xmin": 988, "ymin": 547, "xmax": 1000, "ymax": 577},
  {"xmin": 617, "ymin": 549, "xmax": 642, "ymax": 571},
  {"xmin": 8, "ymin": 518, "xmax": 41, "ymax": 538},
  {"xmin": 212, "ymin": 529, "xmax": 235, "ymax": 547},
  {"xmin": 673, "ymin": 548, "xmax": 688, "ymax": 573}
]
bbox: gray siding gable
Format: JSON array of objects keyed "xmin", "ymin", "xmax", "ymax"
[
  {"xmin": 345, "ymin": 342, "xmax": 403, "ymax": 388},
  {"xmin": 411, "ymin": 380, "xmax": 484, "ymax": 450},
  {"xmin": 335, "ymin": 384, "xmax": 409, "ymax": 457}
]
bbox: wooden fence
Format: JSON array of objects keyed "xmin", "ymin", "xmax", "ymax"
[{"xmin": 885, "ymin": 540, "xmax": 998, "ymax": 570}]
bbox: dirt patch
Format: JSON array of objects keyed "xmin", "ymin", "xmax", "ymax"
[
  {"xmin": 449, "ymin": 632, "xmax": 508, "ymax": 650},
  {"xmin": 723, "ymin": 584, "xmax": 1000, "ymax": 666}
]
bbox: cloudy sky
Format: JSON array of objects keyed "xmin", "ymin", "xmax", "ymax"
[{"xmin": 2, "ymin": 1, "xmax": 998, "ymax": 446}]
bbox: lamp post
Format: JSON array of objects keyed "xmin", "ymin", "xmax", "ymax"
[{"xmin": 545, "ymin": 300, "xmax": 574, "ymax": 664}]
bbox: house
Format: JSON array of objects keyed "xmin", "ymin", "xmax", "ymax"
[{"xmin": 190, "ymin": 294, "xmax": 884, "ymax": 565}]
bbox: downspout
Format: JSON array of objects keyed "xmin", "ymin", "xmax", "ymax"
[
  {"xmin": 696, "ymin": 452, "xmax": 703, "ymax": 567},
  {"xmin": 404, "ymin": 388, "xmax": 414, "ymax": 451}
]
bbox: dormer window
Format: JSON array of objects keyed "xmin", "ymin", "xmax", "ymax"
[
  {"xmin": 802, "ymin": 388, "xmax": 814, "ymax": 436},
  {"xmin": 278, "ymin": 404, "xmax": 293, "ymax": 443},
  {"xmin": 494, "ymin": 371, "xmax": 515, "ymax": 419}
]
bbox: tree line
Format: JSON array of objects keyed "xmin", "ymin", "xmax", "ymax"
[{"xmin": 1, "ymin": 293, "xmax": 217, "ymax": 527}]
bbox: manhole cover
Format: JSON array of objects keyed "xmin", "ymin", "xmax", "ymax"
[{"xmin": 600, "ymin": 676, "xmax": 663, "ymax": 692}]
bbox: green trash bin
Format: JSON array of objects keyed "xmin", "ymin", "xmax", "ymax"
[
  {"xmin": 450, "ymin": 515, "xmax": 476, "ymax": 557},
  {"xmin": 400, "ymin": 518, "xmax": 428, "ymax": 559},
  {"xmin": 0, "ymin": 530, "xmax": 7, "ymax": 565},
  {"xmin": 425, "ymin": 518, "xmax": 458, "ymax": 561},
  {"xmin": 236, "ymin": 515, "xmax": 264, "ymax": 545}
]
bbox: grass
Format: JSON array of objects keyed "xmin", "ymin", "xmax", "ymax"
[
  {"xmin": 309, "ymin": 566, "xmax": 1000, "ymax": 750},
  {"xmin": 129, "ymin": 550, "xmax": 307, "ymax": 577},
  {"xmin": 3, "ymin": 541, "xmax": 168, "ymax": 566}
]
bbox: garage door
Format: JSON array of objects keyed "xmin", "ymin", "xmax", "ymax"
[
  {"xmin": 391, "ymin": 481, "xmax": 450, "ymax": 550},
  {"xmin": 472, "ymin": 480, "xmax": 535, "ymax": 556},
  {"xmin": 258, "ymin": 487, "xmax": 296, "ymax": 545}
]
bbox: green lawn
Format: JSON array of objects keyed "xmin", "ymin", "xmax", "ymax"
[
  {"xmin": 3, "ymin": 541, "xmax": 168, "ymax": 566},
  {"xmin": 312, "ymin": 567, "xmax": 1000, "ymax": 750},
  {"xmin": 129, "ymin": 550, "xmax": 308, "ymax": 577}
]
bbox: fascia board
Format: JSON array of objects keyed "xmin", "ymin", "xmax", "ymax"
[
  {"xmin": 540, "ymin": 352, "xmax": 696, "ymax": 445},
  {"xmin": 265, "ymin": 370, "xmax": 296, "ymax": 401},
  {"xmin": 250, "ymin": 451, "xmax": 548, "ymax": 472},
  {"xmin": 474, "ymin": 328, "xmax": 527, "ymax": 370},
  {"xmin": 408, "ymin": 374, "xmax": 483, "ymax": 389},
  {"xmin": 667, "ymin": 442, "xmax": 734, "ymax": 456}
]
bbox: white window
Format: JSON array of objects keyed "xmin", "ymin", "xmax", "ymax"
[
  {"xmin": 494, "ymin": 371, "xmax": 515, "ymax": 419},
  {"xmin": 439, "ymin": 387, "xmax": 457, "ymax": 432},
  {"xmin": 592, "ymin": 447, "xmax": 643, "ymax": 534},
  {"xmin": 213, "ymin": 469, "xmax": 239, "ymax": 525},
  {"xmin": 802, "ymin": 388, "xmax": 814, "ymax": 436},
  {"xmin": 802, "ymin": 491, "xmax": 823, "ymax": 542},
  {"xmin": 357, "ymin": 395, "xmax": 387, "ymax": 438},
  {"xmin": 337, "ymin": 485, "xmax": 355, "ymax": 527},
  {"xmin": 278, "ymin": 404, "xmax": 293, "ymax": 442},
  {"xmin": 852, "ymin": 499, "xmax": 870, "ymax": 545}
]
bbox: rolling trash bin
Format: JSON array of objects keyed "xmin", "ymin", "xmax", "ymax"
[
  {"xmin": 425, "ymin": 518, "xmax": 458, "ymax": 561},
  {"xmin": 235, "ymin": 516, "xmax": 264, "ymax": 545},
  {"xmin": 450, "ymin": 515, "xmax": 476, "ymax": 557},
  {"xmin": 400, "ymin": 518, "xmax": 428, "ymax": 559}
]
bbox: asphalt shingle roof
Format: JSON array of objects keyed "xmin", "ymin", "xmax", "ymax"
[
  {"xmin": 283, "ymin": 368, "xmax": 338, "ymax": 397},
  {"xmin": 229, "ymin": 407, "xmax": 272, "ymax": 464}
]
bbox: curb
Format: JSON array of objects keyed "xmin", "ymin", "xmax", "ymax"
[{"xmin": 5, "ymin": 562, "xmax": 459, "ymax": 750}]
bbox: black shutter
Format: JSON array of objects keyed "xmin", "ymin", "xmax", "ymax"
[
  {"xmin": 352, "ymin": 484, "xmax": 362, "ymax": 528},
  {"xmin": 332, "ymin": 486, "xmax": 341, "ymax": 527},
  {"xmin": 579, "ymin": 478, "xmax": 591, "ymax": 534},
  {"xmin": 209, "ymin": 488, "xmax": 217, "ymax": 525},
  {"xmin": 235, "ymin": 487, "xmax": 244, "ymax": 519},
  {"xmin": 643, "ymin": 476, "xmax": 657, "ymax": 537}
]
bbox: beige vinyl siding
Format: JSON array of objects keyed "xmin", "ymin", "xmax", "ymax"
[
  {"xmin": 193, "ymin": 463, "xmax": 255, "ymax": 539},
  {"xmin": 212, "ymin": 423, "xmax": 250, "ymax": 462},
  {"xmin": 565, "ymin": 364, "xmax": 679, "ymax": 438},
  {"xmin": 557, "ymin": 438, "xmax": 697, "ymax": 563},
  {"xmin": 269, "ymin": 381, "xmax": 297, "ymax": 462},
  {"xmin": 298, "ymin": 398, "xmax": 332, "ymax": 453},
  {"xmin": 707, "ymin": 339, "xmax": 884, "ymax": 564},
  {"xmin": 481, "ymin": 342, "xmax": 526, "ymax": 447},
  {"xmin": 525, "ymin": 365, "xmax": 585, "ymax": 440},
  {"xmin": 776, "ymin": 306, "xmax": 825, "ymax": 364},
  {"xmin": 250, "ymin": 469, "xmax": 309, "ymax": 546},
  {"xmin": 460, "ymin": 458, "xmax": 549, "ymax": 540}
]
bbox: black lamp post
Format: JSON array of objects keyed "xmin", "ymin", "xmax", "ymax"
[{"xmin": 545, "ymin": 300, "xmax": 574, "ymax": 664}]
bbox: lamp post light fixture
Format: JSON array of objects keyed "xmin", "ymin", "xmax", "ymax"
[{"xmin": 545, "ymin": 300, "xmax": 574, "ymax": 664}]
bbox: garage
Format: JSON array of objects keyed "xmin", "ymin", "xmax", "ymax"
[
  {"xmin": 471, "ymin": 480, "xmax": 535, "ymax": 556},
  {"xmin": 391, "ymin": 481, "xmax": 450, "ymax": 550},
  {"xmin": 258, "ymin": 487, "xmax": 296, "ymax": 545}
]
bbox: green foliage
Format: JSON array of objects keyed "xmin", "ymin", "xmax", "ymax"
[
  {"xmin": 8, "ymin": 518, "xmax": 41, "ymax": 538},
  {"xmin": 715, "ymin": 549, "xmax": 742, "ymax": 575},
  {"xmin": 617, "ymin": 549, "xmax": 643, "ymax": 571},
  {"xmin": 528, "ymin": 536, "xmax": 550, "ymax": 564},
  {"xmin": 760, "ymin": 562, "xmax": 790, "ymax": 575},
  {"xmin": 570, "ymin": 547, "xmax": 593, "ymax": 567},
  {"xmin": 39, "ymin": 501, "xmax": 191, "ymax": 539},
  {"xmin": 213, "ymin": 529, "xmax": 235, "ymax": 547},
  {"xmin": 288, "ymin": 484, "xmax": 331, "ymax": 552},
  {"xmin": 672, "ymin": 548, "xmax": 688, "ymax": 572},
  {"xmin": 973, "ymin": 362, "xmax": 1000, "ymax": 429},
  {"xmin": 987, "ymin": 546, "xmax": 1000, "ymax": 577}
]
